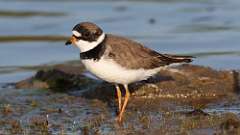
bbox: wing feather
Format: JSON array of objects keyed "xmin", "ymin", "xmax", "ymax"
[{"xmin": 104, "ymin": 34, "xmax": 193, "ymax": 69}]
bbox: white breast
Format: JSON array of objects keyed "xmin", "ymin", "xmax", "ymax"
[{"xmin": 81, "ymin": 58, "xmax": 163, "ymax": 85}]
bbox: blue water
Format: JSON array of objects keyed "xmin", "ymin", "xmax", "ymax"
[{"xmin": 0, "ymin": 0, "xmax": 240, "ymax": 82}]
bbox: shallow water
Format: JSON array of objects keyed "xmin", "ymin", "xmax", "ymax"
[
  {"xmin": 0, "ymin": 0, "xmax": 240, "ymax": 134},
  {"xmin": 0, "ymin": 0, "xmax": 240, "ymax": 69}
]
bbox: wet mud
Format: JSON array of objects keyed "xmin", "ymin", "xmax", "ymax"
[{"xmin": 2, "ymin": 63, "xmax": 237, "ymax": 134}]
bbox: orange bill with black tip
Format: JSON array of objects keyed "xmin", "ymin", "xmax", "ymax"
[{"xmin": 65, "ymin": 35, "xmax": 77, "ymax": 46}]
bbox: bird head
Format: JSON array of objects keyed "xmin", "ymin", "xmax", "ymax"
[{"xmin": 65, "ymin": 22, "xmax": 105, "ymax": 52}]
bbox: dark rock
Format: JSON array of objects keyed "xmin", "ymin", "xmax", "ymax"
[
  {"xmin": 220, "ymin": 118, "xmax": 240, "ymax": 130},
  {"xmin": 217, "ymin": 115, "xmax": 240, "ymax": 135},
  {"xmin": 232, "ymin": 70, "xmax": 240, "ymax": 93},
  {"xmin": 16, "ymin": 64, "xmax": 97, "ymax": 92}
]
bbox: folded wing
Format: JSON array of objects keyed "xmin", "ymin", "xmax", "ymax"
[{"xmin": 104, "ymin": 34, "xmax": 194, "ymax": 70}]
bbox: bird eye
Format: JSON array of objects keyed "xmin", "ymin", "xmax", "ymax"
[
  {"xmin": 84, "ymin": 32, "xmax": 90, "ymax": 37},
  {"xmin": 95, "ymin": 29, "xmax": 102, "ymax": 36}
]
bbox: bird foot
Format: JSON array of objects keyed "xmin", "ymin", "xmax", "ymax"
[{"xmin": 116, "ymin": 115, "xmax": 123, "ymax": 123}]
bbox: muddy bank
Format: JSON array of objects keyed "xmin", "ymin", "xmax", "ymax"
[
  {"xmin": 11, "ymin": 63, "xmax": 240, "ymax": 134},
  {"xmin": 16, "ymin": 64, "xmax": 239, "ymax": 103}
]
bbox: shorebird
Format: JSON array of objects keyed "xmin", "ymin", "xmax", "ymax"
[{"xmin": 65, "ymin": 22, "xmax": 193, "ymax": 122}]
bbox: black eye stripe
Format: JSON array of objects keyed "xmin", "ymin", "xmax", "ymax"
[{"xmin": 84, "ymin": 32, "xmax": 90, "ymax": 37}]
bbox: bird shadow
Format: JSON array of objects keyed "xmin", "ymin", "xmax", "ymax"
[
  {"xmin": 80, "ymin": 74, "xmax": 174, "ymax": 108},
  {"xmin": 129, "ymin": 74, "xmax": 174, "ymax": 94}
]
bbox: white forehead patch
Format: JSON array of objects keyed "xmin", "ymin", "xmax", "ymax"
[{"xmin": 72, "ymin": 30, "xmax": 81, "ymax": 37}]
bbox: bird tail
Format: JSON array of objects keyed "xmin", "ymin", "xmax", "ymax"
[{"xmin": 159, "ymin": 54, "xmax": 194, "ymax": 64}]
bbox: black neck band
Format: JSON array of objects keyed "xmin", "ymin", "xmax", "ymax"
[{"xmin": 80, "ymin": 40, "xmax": 106, "ymax": 61}]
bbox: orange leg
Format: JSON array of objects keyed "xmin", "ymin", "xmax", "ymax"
[
  {"xmin": 118, "ymin": 84, "xmax": 130, "ymax": 122},
  {"xmin": 115, "ymin": 84, "xmax": 122, "ymax": 113}
]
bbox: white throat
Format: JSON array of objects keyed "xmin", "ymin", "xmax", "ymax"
[{"xmin": 75, "ymin": 33, "xmax": 105, "ymax": 52}]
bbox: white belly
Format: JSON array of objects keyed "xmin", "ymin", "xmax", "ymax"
[{"xmin": 81, "ymin": 58, "xmax": 163, "ymax": 84}]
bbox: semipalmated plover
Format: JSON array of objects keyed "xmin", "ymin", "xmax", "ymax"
[{"xmin": 65, "ymin": 22, "xmax": 194, "ymax": 122}]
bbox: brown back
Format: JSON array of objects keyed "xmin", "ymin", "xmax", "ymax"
[{"xmin": 103, "ymin": 34, "xmax": 192, "ymax": 70}]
